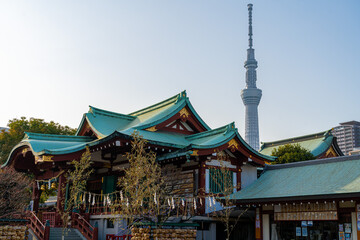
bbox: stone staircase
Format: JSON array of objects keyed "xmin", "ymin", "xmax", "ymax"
[{"xmin": 49, "ymin": 228, "xmax": 86, "ymax": 240}]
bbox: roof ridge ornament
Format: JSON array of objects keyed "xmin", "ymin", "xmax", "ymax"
[{"xmin": 176, "ymin": 90, "xmax": 187, "ymax": 103}]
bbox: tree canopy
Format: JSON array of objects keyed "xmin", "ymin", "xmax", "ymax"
[
  {"xmin": 0, "ymin": 117, "xmax": 76, "ymax": 164},
  {"xmin": 271, "ymin": 143, "xmax": 315, "ymax": 164}
]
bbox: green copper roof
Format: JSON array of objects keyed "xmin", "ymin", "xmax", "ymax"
[
  {"xmin": 4, "ymin": 91, "xmax": 276, "ymax": 167},
  {"xmin": 20, "ymin": 132, "xmax": 95, "ymax": 154},
  {"xmin": 1, "ymin": 133, "xmax": 96, "ymax": 167},
  {"xmin": 259, "ymin": 130, "xmax": 341, "ymax": 157},
  {"xmin": 229, "ymin": 155, "xmax": 360, "ymax": 202},
  {"xmin": 76, "ymin": 90, "xmax": 210, "ymax": 138}
]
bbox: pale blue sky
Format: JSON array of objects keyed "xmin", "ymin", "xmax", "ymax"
[{"xmin": 0, "ymin": 1, "xmax": 359, "ymax": 142}]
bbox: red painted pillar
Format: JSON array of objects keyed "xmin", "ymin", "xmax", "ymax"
[
  {"xmin": 44, "ymin": 221, "xmax": 50, "ymax": 240},
  {"xmin": 93, "ymin": 226, "xmax": 98, "ymax": 240},
  {"xmin": 198, "ymin": 160, "xmax": 206, "ymax": 215},
  {"xmin": 56, "ymin": 173, "xmax": 66, "ymax": 212},
  {"xmin": 255, "ymin": 207, "xmax": 262, "ymax": 240},
  {"xmin": 32, "ymin": 182, "xmax": 40, "ymax": 212}
]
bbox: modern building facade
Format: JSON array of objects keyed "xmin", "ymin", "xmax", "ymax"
[
  {"xmin": 241, "ymin": 4, "xmax": 262, "ymax": 151},
  {"xmin": 332, "ymin": 121, "xmax": 360, "ymax": 155}
]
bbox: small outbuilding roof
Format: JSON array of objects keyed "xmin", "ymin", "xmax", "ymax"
[
  {"xmin": 229, "ymin": 155, "xmax": 360, "ymax": 203},
  {"xmin": 259, "ymin": 130, "xmax": 343, "ymax": 158}
]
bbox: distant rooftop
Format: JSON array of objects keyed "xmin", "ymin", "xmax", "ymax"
[
  {"xmin": 259, "ymin": 130, "xmax": 343, "ymax": 158},
  {"xmin": 0, "ymin": 127, "xmax": 8, "ymax": 132},
  {"xmin": 339, "ymin": 121, "xmax": 360, "ymax": 126}
]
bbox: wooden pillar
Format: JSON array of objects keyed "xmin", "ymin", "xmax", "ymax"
[
  {"xmin": 32, "ymin": 182, "xmax": 40, "ymax": 212},
  {"xmin": 44, "ymin": 221, "xmax": 50, "ymax": 240},
  {"xmin": 356, "ymin": 203, "xmax": 360, "ymax": 240},
  {"xmin": 56, "ymin": 173, "xmax": 66, "ymax": 212},
  {"xmin": 236, "ymin": 166, "xmax": 242, "ymax": 191},
  {"xmin": 255, "ymin": 207, "xmax": 262, "ymax": 240},
  {"xmin": 198, "ymin": 160, "xmax": 206, "ymax": 215}
]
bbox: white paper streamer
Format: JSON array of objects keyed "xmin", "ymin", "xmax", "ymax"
[
  {"xmin": 167, "ymin": 198, "xmax": 171, "ymax": 207},
  {"xmin": 171, "ymin": 198, "xmax": 175, "ymax": 209},
  {"xmin": 48, "ymin": 180, "xmax": 51, "ymax": 189},
  {"xmin": 120, "ymin": 191, "xmax": 123, "ymax": 201},
  {"xmin": 194, "ymin": 198, "xmax": 197, "ymax": 210},
  {"xmin": 92, "ymin": 195, "xmax": 95, "ymax": 206},
  {"xmin": 182, "ymin": 199, "xmax": 185, "ymax": 207},
  {"xmin": 88, "ymin": 193, "xmax": 91, "ymax": 203},
  {"xmin": 126, "ymin": 198, "xmax": 129, "ymax": 208},
  {"xmin": 208, "ymin": 196, "xmax": 212, "ymax": 207}
]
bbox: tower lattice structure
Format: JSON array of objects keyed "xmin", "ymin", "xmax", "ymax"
[{"xmin": 241, "ymin": 3, "xmax": 262, "ymax": 151}]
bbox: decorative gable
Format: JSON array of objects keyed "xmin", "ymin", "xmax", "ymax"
[{"xmin": 144, "ymin": 106, "xmax": 207, "ymax": 135}]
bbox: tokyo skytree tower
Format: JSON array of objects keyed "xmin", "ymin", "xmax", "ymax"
[{"xmin": 241, "ymin": 4, "xmax": 262, "ymax": 150}]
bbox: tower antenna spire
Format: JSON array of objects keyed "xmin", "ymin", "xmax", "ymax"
[
  {"xmin": 248, "ymin": 3, "xmax": 253, "ymax": 49},
  {"xmin": 241, "ymin": 3, "xmax": 262, "ymax": 150}
]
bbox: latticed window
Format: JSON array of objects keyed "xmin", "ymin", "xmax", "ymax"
[{"xmin": 209, "ymin": 168, "xmax": 233, "ymax": 194}]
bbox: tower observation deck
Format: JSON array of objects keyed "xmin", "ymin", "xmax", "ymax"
[{"xmin": 241, "ymin": 3, "xmax": 262, "ymax": 150}]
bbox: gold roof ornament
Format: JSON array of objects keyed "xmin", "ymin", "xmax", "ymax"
[
  {"xmin": 145, "ymin": 126, "xmax": 157, "ymax": 132},
  {"xmin": 179, "ymin": 108, "xmax": 190, "ymax": 119},
  {"xmin": 228, "ymin": 139, "xmax": 239, "ymax": 152},
  {"xmin": 191, "ymin": 150, "xmax": 199, "ymax": 156}
]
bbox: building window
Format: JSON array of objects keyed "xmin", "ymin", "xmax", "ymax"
[
  {"xmin": 107, "ymin": 219, "xmax": 114, "ymax": 228},
  {"xmin": 209, "ymin": 168, "xmax": 233, "ymax": 194}
]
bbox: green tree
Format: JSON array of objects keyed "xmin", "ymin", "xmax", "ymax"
[
  {"xmin": 60, "ymin": 147, "xmax": 93, "ymax": 228},
  {"xmin": 271, "ymin": 143, "xmax": 315, "ymax": 164},
  {"xmin": 114, "ymin": 131, "xmax": 164, "ymax": 232},
  {"xmin": 0, "ymin": 117, "xmax": 76, "ymax": 164}
]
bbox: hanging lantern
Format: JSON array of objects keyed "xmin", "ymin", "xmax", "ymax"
[
  {"xmin": 51, "ymin": 182, "xmax": 57, "ymax": 189},
  {"xmin": 40, "ymin": 184, "xmax": 46, "ymax": 191}
]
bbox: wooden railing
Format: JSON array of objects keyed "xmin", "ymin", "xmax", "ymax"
[
  {"xmin": 42, "ymin": 212, "xmax": 62, "ymax": 227},
  {"xmin": 71, "ymin": 212, "xmax": 98, "ymax": 240},
  {"xmin": 28, "ymin": 211, "xmax": 50, "ymax": 240}
]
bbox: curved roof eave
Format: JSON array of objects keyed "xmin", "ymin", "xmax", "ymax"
[
  {"xmin": 82, "ymin": 114, "xmax": 107, "ymax": 138},
  {"xmin": 311, "ymin": 135, "xmax": 333, "ymax": 157},
  {"xmin": 234, "ymin": 131, "xmax": 276, "ymax": 162},
  {"xmin": 75, "ymin": 113, "xmax": 87, "ymax": 136},
  {"xmin": 184, "ymin": 98, "xmax": 211, "ymax": 131},
  {"xmin": 1, "ymin": 142, "xmax": 34, "ymax": 168},
  {"xmin": 187, "ymin": 124, "xmax": 276, "ymax": 162}
]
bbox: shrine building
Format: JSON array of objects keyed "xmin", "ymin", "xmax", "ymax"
[
  {"xmin": 3, "ymin": 91, "xmax": 275, "ymax": 240},
  {"xmin": 259, "ymin": 130, "xmax": 344, "ymax": 159}
]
